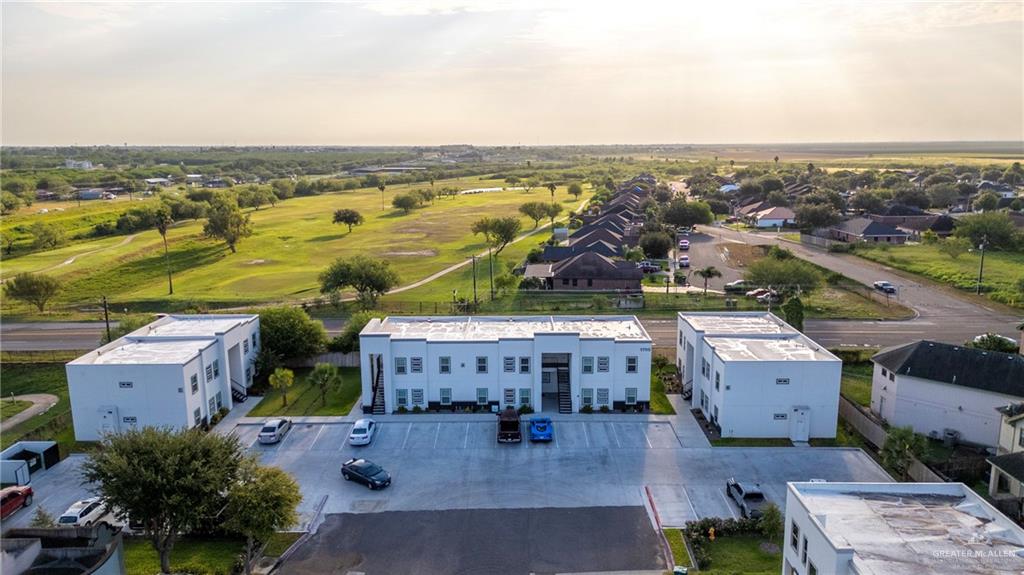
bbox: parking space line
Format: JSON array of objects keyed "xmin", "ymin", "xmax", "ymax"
[
  {"xmin": 432, "ymin": 422, "xmax": 440, "ymax": 449},
  {"xmin": 611, "ymin": 423, "xmax": 622, "ymax": 448},
  {"xmin": 400, "ymin": 423, "xmax": 413, "ymax": 449},
  {"xmin": 463, "ymin": 422, "xmax": 469, "ymax": 449},
  {"xmin": 641, "ymin": 426, "xmax": 653, "ymax": 449},
  {"xmin": 681, "ymin": 487, "xmax": 699, "ymax": 520},
  {"xmin": 583, "ymin": 423, "xmax": 591, "ymax": 448},
  {"xmin": 719, "ymin": 490, "xmax": 738, "ymax": 519},
  {"xmin": 311, "ymin": 425, "xmax": 326, "ymax": 449}
]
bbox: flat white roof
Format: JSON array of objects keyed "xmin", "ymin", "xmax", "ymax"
[
  {"xmin": 87, "ymin": 339, "xmax": 213, "ymax": 365},
  {"xmin": 141, "ymin": 314, "xmax": 257, "ymax": 337},
  {"xmin": 790, "ymin": 482, "xmax": 1024, "ymax": 574},
  {"xmin": 705, "ymin": 335, "xmax": 836, "ymax": 362},
  {"xmin": 678, "ymin": 312, "xmax": 795, "ymax": 335},
  {"xmin": 362, "ymin": 315, "xmax": 650, "ymax": 342}
]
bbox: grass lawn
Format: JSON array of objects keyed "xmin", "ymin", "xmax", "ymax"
[
  {"xmin": 809, "ymin": 420, "xmax": 870, "ymax": 449},
  {"xmin": 854, "ymin": 243, "xmax": 1024, "ymax": 308},
  {"xmin": 247, "ymin": 367, "xmax": 361, "ymax": 417},
  {"xmin": 1, "ymin": 399, "xmax": 32, "ymax": 419},
  {"xmin": 841, "ymin": 363, "xmax": 873, "ymax": 407},
  {"xmin": 263, "ymin": 532, "xmax": 303, "ymax": 557},
  {"xmin": 664, "ymin": 529, "xmax": 692, "ymax": 569},
  {"xmin": 701, "ymin": 534, "xmax": 783, "ymax": 575},
  {"xmin": 650, "ymin": 370, "xmax": 676, "ymax": 416},
  {"xmin": 123, "ymin": 537, "xmax": 243, "ymax": 575},
  {"xmin": 0, "ymin": 363, "xmax": 90, "ymax": 456},
  {"xmin": 711, "ymin": 437, "xmax": 793, "ymax": 447},
  {"xmin": 2, "ymin": 178, "xmax": 593, "ymax": 317}
]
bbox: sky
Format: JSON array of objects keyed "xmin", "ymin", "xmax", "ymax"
[{"xmin": 2, "ymin": 1, "xmax": 1022, "ymax": 146}]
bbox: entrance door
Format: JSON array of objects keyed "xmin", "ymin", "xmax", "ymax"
[{"xmin": 790, "ymin": 407, "xmax": 809, "ymax": 442}]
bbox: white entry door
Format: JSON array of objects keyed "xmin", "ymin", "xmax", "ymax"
[{"xmin": 790, "ymin": 407, "xmax": 809, "ymax": 442}]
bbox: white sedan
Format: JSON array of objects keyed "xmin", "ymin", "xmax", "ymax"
[
  {"xmin": 348, "ymin": 418, "xmax": 378, "ymax": 446},
  {"xmin": 58, "ymin": 497, "xmax": 108, "ymax": 527}
]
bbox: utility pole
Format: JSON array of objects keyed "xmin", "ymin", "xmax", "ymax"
[
  {"xmin": 976, "ymin": 234, "xmax": 988, "ymax": 295},
  {"xmin": 488, "ymin": 248, "xmax": 495, "ymax": 300},
  {"xmin": 102, "ymin": 296, "xmax": 111, "ymax": 342},
  {"xmin": 471, "ymin": 255, "xmax": 478, "ymax": 308}
]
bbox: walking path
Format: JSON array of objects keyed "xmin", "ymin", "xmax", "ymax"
[{"xmin": 0, "ymin": 393, "xmax": 59, "ymax": 432}]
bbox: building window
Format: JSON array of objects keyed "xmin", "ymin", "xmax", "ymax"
[
  {"xmin": 808, "ymin": 562, "xmax": 817, "ymax": 575},
  {"xmin": 776, "ymin": 377, "xmax": 790, "ymax": 385},
  {"xmin": 587, "ymin": 279, "xmax": 593, "ymax": 287},
  {"xmin": 212, "ymin": 360, "xmax": 220, "ymax": 378},
  {"xmin": 504, "ymin": 388, "xmax": 515, "ymax": 405},
  {"xmin": 245, "ymin": 367, "xmax": 252, "ymax": 383},
  {"xmin": 243, "ymin": 339, "xmax": 249, "ymax": 354},
  {"xmin": 205, "ymin": 364, "xmax": 213, "ymax": 382},
  {"xmin": 889, "ymin": 372, "xmax": 894, "ymax": 381},
  {"xmin": 626, "ymin": 356, "xmax": 638, "ymax": 373},
  {"xmin": 395, "ymin": 357, "xmax": 407, "ymax": 375},
  {"xmin": 503, "ymin": 357, "xmax": 515, "ymax": 373},
  {"xmin": 396, "ymin": 389, "xmax": 408, "ymax": 407},
  {"xmin": 1018, "ymin": 427, "xmax": 1024, "ymax": 449},
  {"xmin": 791, "ymin": 521, "xmax": 800, "ymax": 551},
  {"xmin": 881, "ymin": 368, "xmax": 887, "ymax": 377},
  {"xmin": 801, "ymin": 536, "xmax": 808, "ymax": 564},
  {"xmin": 252, "ymin": 334, "xmax": 258, "ymax": 349},
  {"xmin": 440, "ymin": 388, "xmax": 452, "ymax": 405},
  {"xmin": 519, "ymin": 388, "xmax": 531, "ymax": 406},
  {"xmin": 119, "ymin": 381, "xmax": 133, "ymax": 389},
  {"xmin": 519, "ymin": 357, "xmax": 530, "ymax": 374},
  {"xmin": 597, "ymin": 388, "xmax": 609, "ymax": 405},
  {"xmin": 597, "ymin": 357, "xmax": 610, "ymax": 372},
  {"xmin": 715, "ymin": 372, "xmax": 721, "ymax": 391},
  {"xmin": 625, "ymin": 387, "xmax": 637, "ymax": 405},
  {"xmin": 571, "ymin": 279, "xmax": 578, "ymax": 287},
  {"xmin": 679, "ymin": 331, "xmax": 683, "ymax": 345},
  {"xmin": 215, "ymin": 392, "xmax": 223, "ymax": 410},
  {"xmin": 476, "ymin": 388, "xmax": 489, "ymax": 405},
  {"xmin": 582, "ymin": 388, "xmax": 594, "ymax": 407},
  {"xmin": 122, "ymin": 416, "xmax": 137, "ymax": 425},
  {"xmin": 476, "ymin": 356, "xmax": 488, "ymax": 374},
  {"xmin": 561, "ymin": 278, "xmax": 569, "ymax": 286},
  {"xmin": 410, "ymin": 357, "xmax": 423, "ymax": 373},
  {"xmin": 193, "ymin": 408, "xmax": 202, "ymax": 426},
  {"xmin": 191, "ymin": 374, "xmax": 199, "ymax": 394},
  {"xmin": 208, "ymin": 397, "xmax": 216, "ymax": 414},
  {"xmin": 774, "ymin": 413, "xmax": 788, "ymax": 420},
  {"xmin": 439, "ymin": 356, "xmax": 451, "ymax": 374},
  {"xmin": 411, "ymin": 389, "xmax": 424, "ymax": 406},
  {"xmin": 701, "ymin": 358, "xmax": 709, "ymax": 377},
  {"xmin": 582, "ymin": 357, "xmax": 594, "ymax": 374}
]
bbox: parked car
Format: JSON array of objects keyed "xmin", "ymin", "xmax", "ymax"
[
  {"xmin": 756, "ymin": 290, "xmax": 780, "ymax": 304},
  {"xmin": 528, "ymin": 417, "xmax": 554, "ymax": 442},
  {"xmin": 724, "ymin": 280, "xmax": 749, "ymax": 293},
  {"xmin": 341, "ymin": 458, "xmax": 392, "ymax": 490},
  {"xmin": 258, "ymin": 418, "xmax": 292, "ymax": 444},
  {"xmin": 678, "ymin": 255, "xmax": 690, "ymax": 268},
  {"xmin": 58, "ymin": 497, "xmax": 108, "ymax": 526},
  {"xmin": 725, "ymin": 478, "xmax": 769, "ymax": 519},
  {"xmin": 638, "ymin": 262, "xmax": 660, "ymax": 273},
  {"xmin": 872, "ymin": 280, "xmax": 897, "ymax": 294},
  {"xmin": 348, "ymin": 418, "xmax": 378, "ymax": 446},
  {"xmin": 678, "ymin": 239, "xmax": 690, "ymax": 250},
  {"xmin": 745, "ymin": 288, "xmax": 770, "ymax": 298},
  {"xmin": 497, "ymin": 407, "xmax": 522, "ymax": 443},
  {"xmin": 0, "ymin": 486, "xmax": 33, "ymax": 519}
]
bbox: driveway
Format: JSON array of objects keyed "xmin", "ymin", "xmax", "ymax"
[{"xmin": 1, "ymin": 393, "xmax": 60, "ymax": 432}]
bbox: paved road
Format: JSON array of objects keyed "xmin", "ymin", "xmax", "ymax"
[{"xmin": 1, "ymin": 393, "xmax": 59, "ymax": 432}]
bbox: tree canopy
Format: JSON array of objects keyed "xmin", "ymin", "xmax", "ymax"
[
  {"xmin": 332, "ymin": 208, "xmax": 365, "ymax": 232},
  {"xmin": 519, "ymin": 201, "xmax": 550, "ymax": 228},
  {"xmin": 319, "ymin": 254, "xmax": 401, "ymax": 307},
  {"xmin": 258, "ymin": 306, "xmax": 327, "ymax": 362},
  {"xmin": 203, "ymin": 195, "xmax": 253, "ymax": 253},
  {"xmin": 954, "ymin": 212, "xmax": 1018, "ymax": 249},
  {"xmin": 472, "ymin": 216, "xmax": 522, "ymax": 256},
  {"xmin": 744, "ymin": 258, "xmax": 821, "ymax": 294},
  {"xmin": 4, "ymin": 272, "xmax": 61, "ymax": 312},
  {"xmin": 661, "ymin": 199, "xmax": 713, "ymax": 228},
  {"xmin": 639, "ymin": 232, "xmax": 673, "ymax": 259},
  {"xmin": 225, "ymin": 462, "xmax": 301, "ymax": 575}
]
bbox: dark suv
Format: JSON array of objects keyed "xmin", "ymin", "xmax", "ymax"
[
  {"xmin": 725, "ymin": 478, "xmax": 769, "ymax": 518},
  {"xmin": 341, "ymin": 458, "xmax": 392, "ymax": 490}
]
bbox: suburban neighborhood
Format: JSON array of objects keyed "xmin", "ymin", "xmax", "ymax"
[{"xmin": 2, "ymin": 2, "xmax": 1024, "ymax": 575}]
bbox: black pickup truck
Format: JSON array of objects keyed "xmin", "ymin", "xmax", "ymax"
[{"xmin": 497, "ymin": 407, "xmax": 522, "ymax": 443}]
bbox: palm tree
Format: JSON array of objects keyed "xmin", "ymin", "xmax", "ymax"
[
  {"xmin": 155, "ymin": 209, "xmax": 175, "ymax": 295},
  {"xmin": 694, "ymin": 266, "xmax": 722, "ymax": 295},
  {"xmin": 547, "ymin": 183, "xmax": 557, "ymax": 199},
  {"xmin": 377, "ymin": 184, "xmax": 386, "ymax": 211}
]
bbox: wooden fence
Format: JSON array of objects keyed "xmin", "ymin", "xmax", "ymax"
[
  {"xmin": 837, "ymin": 396, "xmax": 946, "ymax": 482},
  {"xmin": 288, "ymin": 351, "xmax": 360, "ymax": 368}
]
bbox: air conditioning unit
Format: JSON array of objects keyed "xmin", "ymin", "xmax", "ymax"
[{"xmin": 943, "ymin": 428, "xmax": 961, "ymax": 448}]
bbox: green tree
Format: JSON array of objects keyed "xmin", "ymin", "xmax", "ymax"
[
  {"xmin": 332, "ymin": 208, "xmax": 364, "ymax": 232},
  {"xmin": 544, "ymin": 202, "xmax": 564, "ymax": 228},
  {"xmin": 850, "ymin": 191, "xmax": 885, "ymax": 214},
  {"xmin": 546, "ymin": 182, "xmax": 557, "ymax": 199},
  {"xmin": 519, "ymin": 201, "xmax": 550, "ymax": 228},
  {"xmin": 30, "ymin": 507, "xmax": 57, "ymax": 528},
  {"xmin": 4, "ymin": 272, "xmax": 61, "ymax": 312},
  {"xmin": 954, "ymin": 212, "xmax": 1018, "ymax": 249},
  {"xmin": 795, "ymin": 204, "xmax": 840, "ymax": 231},
  {"xmin": 567, "ymin": 182, "xmax": 583, "ymax": 200},
  {"xmin": 937, "ymin": 236, "xmax": 971, "ymax": 260},
  {"xmin": 881, "ymin": 426, "xmax": 929, "ymax": 479},
  {"xmin": 30, "ymin": 221, "xmax": 66, "ymax": 250},
  {"xmin": 639, "ymin": 232, "xmax": 673, "ymax": 259},
  {"xmin": 203, "ymin": 195, "xmax": 253, "ymax": 253},
  {"xmin": 151, "ymin": 203, "xmax": 176, "ymax": 295},
  {"xmin": 270, "ymin": 368, "xmax": 295, "ymax": 407},
  {"xmin": 765, "ymin": 191, "xmax": 789, "ymax": 207},
  {"xmin": 1, "ymin": 190, "xmax": 22, "ymax": 215},
  {"xmin": 225, "ymin": 462, "xmax": 301, "ymax": 575},
  {"xmin": 781, "ymin": 296, "xmax": 805, "ymax": 331},
  {"xmin": 973, "ymin": 191, "xmax": 1000, "ymax": 212},
  {"xmin": 926, "ymin": 183, "xmax": 958, "ymax": 209},
  {"xmin": 966, "ymin": 333, "xmax": 1019, "ymax": 353},
  {"xmin": 472, "ymin": 216, "xmax": 522, "ymax": 256},
  {"xmin": 100, "ymin": 314, "xmax": 153, "ymax": 345},
  {"xmin": 258, "ymin": 307, "xmax": 327, "ymax": 362},
  {"xmin": 759, "ymin": 503, "xmax": 783, "ymax": 543},
  {"xmin": 270, "ymin": 179, "xmax": 296, "ymax": 200},
  {"xmin": 745, "ymin": 258, "xmax": 821, "ymax": 295},
  {"xmin": 308, "ymin": 363, "xmax": 341, "ymax": 407},
  {"xmin": 330, "ymin": 310, "xmax": 379, "ymax": 354},
  {"xmin": 81, "ymin": 427, "xmax": 245, "ymax": 574},
  {"xmin": 523, "ymin": 177, "xmax": 539, "ymax": 194},
  {"xmin": 319, "ymin": 255, "xmax": 401, "ymax": 308},
  {"xmin": 920, "ymin": 229, "xmax": 939, "ymax": 245},
  {"xmin": 693, "ymin": 266, "xmax": 722, "ymax": 295},
  {"xmin": 237, "ymin": 185, "xmax": 276, "ymax": 210},
  {"xmin": 661, "ymin": 199, "xmax": 713, "ymax": 229},
  {"xmin": 392, "ymin": 193, "xmax": 420, "ymax": 214}
]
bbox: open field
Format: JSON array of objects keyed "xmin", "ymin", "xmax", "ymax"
[
  {"xmin": 854, "ymin": 244, "xmax": 1024, "ymax": 308},
  {"xmin": 700, "ymin": 534, "xmax": 783, "ymax": 574},
  {"xmin": 0, "ymin": 363, "xmax": 81, "ymax": 455},
  {"xmin": 1, "ymin": 399, "xmax": 32, "ymax": 419},
  {"xmin": 123, "ymin": 537, "xmax": 243, "ymax": 575},
  {"xmin": 2, "ymin": 177, "xmax": 592, "ymax": 316},
  {"xmin": 247, "ymin": 367, "xmax": 361, "ymax": 418},
  {"xmin": 841, "ymin": 363, "xmax": 874, "ymax": 407}
]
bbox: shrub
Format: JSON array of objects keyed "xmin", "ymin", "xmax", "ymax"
[
  {"xmin": 599, "ymin": 405, "xmax": 610, "ymax": 413},
  {"xmin": 580, "ymin": 405, "xmax": 593, "ymax": 414},
  {"xmin": 411, "ymin": 405, "xmax": 423, "ymax": 414},
  {"xmin": 517, "ymin": 404, "xmax": 534, "ymax": 415},
  {"xmin": 396, "ymin": 406, "xmax": 408, "ymax": 414},
  {"xmin": 825, "ymin": 271, "xmax": 845, "ymax": 286},
  {"xmin": 828, "ymin": 242, "xmax": 853, "ymax": 253}
]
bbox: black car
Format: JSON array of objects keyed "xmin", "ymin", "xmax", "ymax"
[
  {"xmin": 341, "ymin": 458, "xmax": 392, "ymax": 490},
  {"xmin": 725, "ymin": 478, "xmax": 769, "ymax": 518}
]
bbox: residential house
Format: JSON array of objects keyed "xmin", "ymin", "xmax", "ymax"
[
  {"xmin": 568, "ymin": 227, "xmax": 625, "ymax": 249},
  {"xmin": 829, "ymin": 217, "xmax": 909, "ymax": 244},
  {"xmin": 987, "ymin": 402, "xmax": 1024, "ymax": 519},
  {"xmin": 359, "ymin": 315, "xmax": 652, "ymax": 414},
  {"xmin": 525, "ymin": 252, "xmax": 641, "ymax": 292},
  {"xmin": 748, "ymin": 206, "xmax": 795, "ymax": 228},
  {"xmin": 896, "ymin": 214, "xmax": 956, "ymax": 239},
  {"xmin": 540, "ymin": 240, "xmax": 621, "ymax": 262},
  {"xmin": 870, "ymin": 340, "xmax": 1024, "ymax": 446},
  {"xmin": 64, "ymin": 159, "xmax": 93, "ymax": 170},
  {"xmin": 143, "ymin": 177, "xmax": 172, "ymax": 188}
]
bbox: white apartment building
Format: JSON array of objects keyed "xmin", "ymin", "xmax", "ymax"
[
  {"xmin": 359, "ymin": 316, "xmax": 652, "ymax": 414},
  {"xmin": 676, "ymin": 312, "xmax": 840, "ymax": 440},
  {"xmin": 66, "ymin": 314, "xmax": 260, "ymax": 441},
  {"xmin": 783, "ymin": 481, "xmax": 1024, "ymax": 575}
]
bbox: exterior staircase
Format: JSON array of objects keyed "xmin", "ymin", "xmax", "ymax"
[
  {"xmin": 371, "ymin": 369, "xmax": 386, "ymax": 415},
  {"xmin": 230, "ymin": 379, "xmax": 247, "ymax": 403},
  {"xmin": 557, "ymin": 369, "xmax": 572, "ymax": 414}
]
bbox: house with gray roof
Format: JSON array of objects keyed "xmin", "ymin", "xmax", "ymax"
[{"xmin": 829, "ymin": 217, "xmax": 909, "ymax": 244}]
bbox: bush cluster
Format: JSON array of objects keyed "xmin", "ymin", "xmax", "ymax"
[{"xmin": 682, "ymin": 516, "xmax": 761, "ymax": 569}]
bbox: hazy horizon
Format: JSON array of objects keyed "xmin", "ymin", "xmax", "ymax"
[{"xmin": 3, "ymin": 1, "xmax": 1022, "ymax": 147}]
